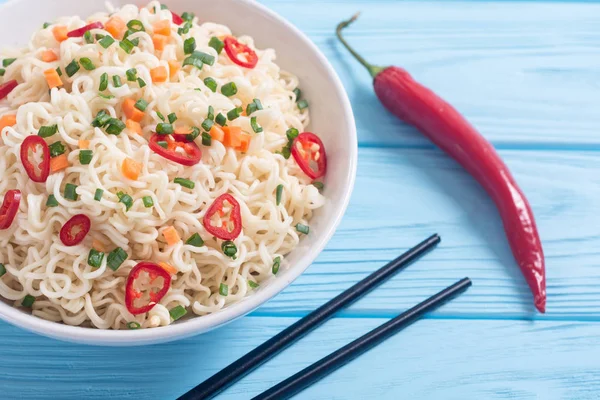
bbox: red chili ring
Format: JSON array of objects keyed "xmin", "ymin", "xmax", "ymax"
[
  {"xmin": 171, "ymin": 12, "xmax": 183, "ymax": 25},
  {"xmin": 291, "ymin": 132, "xmax": 327, "ymax": 180},
  {"xmin": 20, "ymin": 135, "xmax": 50, "ymax": 183},
  {"xmin": 0, "ymin": 80, "xmax": 18, "ymax": 101},
  {"xmin": 125, "ymin": 262, "xmax": 172, "ymax": 315},
  {"xmin": 202, "ymin": 193, "xmax": 242, "ymax": 241},
  {"xmin": 224, "ymin": 37, "xmax": 258, "ymax": 69},
  {"xmin": 0, "ymin": 190, "xmax": 21, "ymax": 230},
  {"xmin": 59, "ymin": 214, "xmax": 91, "ymax": 246},
  {"xmin": 67, "ymin": 22, "xmax": 104, "ymax": 38},
  {"xmin": 148, "ymin": 133, "xmax": 202, "ymax": 166}
]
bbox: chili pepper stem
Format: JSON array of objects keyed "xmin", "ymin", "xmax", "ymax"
[{"xmin": 336, "ymin": 13, "xmax": 386, "ymax": 78}]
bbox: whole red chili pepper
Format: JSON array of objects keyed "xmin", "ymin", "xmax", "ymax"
[{"xmin": 336, "ymin": 14, "xmax": 546, "ymax": 313}]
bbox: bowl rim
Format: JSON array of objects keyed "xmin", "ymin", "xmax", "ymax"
[{"xmin": 0, "ymin": 0, "xmax": 357, "ymax": 346}]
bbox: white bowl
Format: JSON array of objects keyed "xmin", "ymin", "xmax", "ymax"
[{"xmin": 0, "ymin": 0, "xmax": 356, "ymax": 345}]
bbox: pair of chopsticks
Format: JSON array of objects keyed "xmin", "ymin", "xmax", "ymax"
[{"xmin": 178, "ymin": 234, "xmax": 471, "ymax": 400}]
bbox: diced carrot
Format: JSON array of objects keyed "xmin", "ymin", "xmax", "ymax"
[
  {"xmin": 105, "ymin": 16, "xmax": 127, "ymax": 39},
  {"xmin": 152, "ymin": 34, "xmax": 168, "ymax": 51},
  {"xmin": 44, "ymin": 68, "xmax": 63, "ymax": 89},
  {"xmin": 174, "ymin": 124, "xmax": 192, "ymax": 135},
  {"xmin": 162, "ymin": 226, "xmax": 180, "ymax": 246},
  {"xmin": 52, "ymin": 26, "xmax": 69, "ymax": 42},
  {"xmin": 235, "ymin": 132, "xmax": 252, "ymax": 152},
  {"xmin": 122, "ymin": 98, "xmax": 145, "ymax": 122},
  {"xmin": 150, "ymin": 66, "xmax": 168, "ymax": 83},
  {"xmin": 209, "ymin": 125, "xmax": 225, "ymax": 142},
  {"xmin": 41, "ymin": 50, "xmax": 58, "ymax": 62},
  {"xmin": 152, "ymin": 20, "xmax": 171, "ymax": 36},
  {"xmin": 92, "ymin": 239, "xmax": 106, "ymax": 252},
  {"xmin": 158, "ymin": 262, "xmax": 178, "ymax": 275},
  {"xmin": 0, "ymin": 114, "xmax": 17, "ymax": 133},
  {"xmin": 50, "ymin": 154, "xmax": 69, "ymax": 172},
  {"xmin": 126, "ymin": 119, "xmax": 142, "ymax": 135},
  {"xmin": 121, "ymin": 157, "xmax": 142, "ymax": 180},
  {"xmin": 222, "ymin": 126, "xmax": 243, "ymax": 148},
  {"xmin": 78, "ymin": 139, "xmax": 90, "ymax": 149},
  {"xmin": 168, "ymin": 59, "xmax": 180, "ymax": 78}
]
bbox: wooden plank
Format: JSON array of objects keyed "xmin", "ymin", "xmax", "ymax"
[
  {"xmin": 263, "ymin": 0, "xmax": 600, "ymax": 146},
  {"xmin": 1, "ymin": 316, "xmax": 599, "ymax": 399},
  {"xmin": 255, "ymin": 147, "xmax": 600, "ymax": 318}
]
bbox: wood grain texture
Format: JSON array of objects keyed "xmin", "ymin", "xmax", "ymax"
[{"xmin": 1, "ymin": 316, "xmax": 600, "ymax": 400}]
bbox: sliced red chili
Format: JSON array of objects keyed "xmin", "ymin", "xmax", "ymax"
[
  {"xmin": 67, "ymin": 22, "xmax": 104, "ymax": 37},
  {"xmin": 125, "ymin": 262, "xmax": 172, "ymax": 315},
  {"xmin": 148, "ymin": 133, "xmax": 202, "ymax": 166},
  {"xmin": 203, "ymin": 194, "xmax": 242, "ymax": 240},
  {"xmin": 0, "ymin": 80, "xmax": 18, "ymax": 101},
  {"xmin": 291, "ymin": 132, "xmax": 327, "ymax": 179},
  {"xmin": 0, "ymin": 190, "xmax": 21, "ymax": 230},
  {"xmin": 20, "ymin": 135, "xmax": 50, "ymax": 183},
  {"xmin": 59, "ymin": 214, "xmax": 91, "ymax": 246},
  {"xmin": 171, "ymin": 12, "xmax": 183, "ymax": 25},
  {"xmin": 224, "ymin": 37, "xmax": 258, "ymax": 69}
]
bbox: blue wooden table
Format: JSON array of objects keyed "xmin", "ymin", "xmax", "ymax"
[{"xmin": 2, "ymin": 0, "xmax": 600, "ymax": 398}]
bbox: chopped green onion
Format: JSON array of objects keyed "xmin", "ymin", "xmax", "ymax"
[
  {"xmin": 186, "ymin": 233, "xmax": 205, "ymax": 247},
  {"xmin": 184, "ymin": 37, "xmax": 196, "ymax": 54},
  {"xmin": 127, "ymin": 321, "xmax": 141, "ymax": 329},
  {"xmin": 84, "ymin": 30, "xmax": 94, "ymax": 44},
  {"xmin": 219, "ymin": 283, "xmax": 229, "ymax": 296},
  {"xmin": 46, "ymin": 194, "xmax": 59, "ymax": 207},
  {"xmin": 201, "ymin": 118, "xmax": 214, "ymax": 132},
  {"xmin": 137, "ymin": 77, "xmax": 146, "ymax": 88},
  {"xmin": 94, "ymin": 188, "xmax": 104, "ymax": 201},
  {"xmin": 222, "ymin": 241, "xmax": 237, "ymax": 258},
  {"xmin": 181, "ymin": 12, "xmax": 195, "ymax": 22},
  {"xmin": 0, "ymin": 263, "xmax": 5, "ymax": 277},
  {"xmin": 313, "ymin": 181, "xmax": 324, "ymax": 191},
  {"xmin": 156, "ymin": 123, "xmax": 173, "ymax": 135},
  {"xmin": 65, "ymin": 59, "xmax": 80, "ymax": 77},
  {"xmin": 107, "ymin": 247, "xmax": 128, "ymax": 271},
  {"xmin": 98, "ymin": 93, "xmax": 115, "ymax": 100},
  {"xmin": 38, "ymin": 124, "xmax": 58, "ymax": 138},
  {"xmin": 127, "ymin": 19, "xmax": 145, "ymax": 32},
  {"xmin": 177, "ymin": 21, "xmax": 192, "ymax": 36},
  {"xmin": 174, "ymin": 177, "xmax": 195, "ymax": 189},
  {"xmin": 293, "ymin": 87, "xmax": 301, "ymax": 101},
  {"xmin": 21, "ymin": 295, "xmax": 35, "ymax": 308},
  {"xmin": 286, "ymin": 128, "xmax": 299, "ymax": 141},
  {"xmin": 191, "ymin": 51, "xmax": 215, "ymax": 66},
  {"xmin": 201, "ymin": 132, "xmax": 212, "ymax": 146},
  {"xmin": 119, "ymin": 39, "xmax": 135, "ymax": 54},
  {"xmin": 157, "ymin": 140, "xmax": 168, "ymax": 149},
  {"xmin": 134, "ymin": 99, "xmax": 148, "ymax": 111},
  {"xmin": 0, "ymin": 69, "xmax": 5, "ymax": 76},
  {"xmin": 48, "ymin": 141, "xmax": 66, "ymax": 157},
  {"xmin": 182, "ymin": 56, "xmax": 203, "ymax": 70},
  {"xmin": 92, "ymin": 110, "xmax": 110, "ymax": 127},
  {"xmin": 64, "ymin": 183, "xmax": 78, "ymax": 201},
  {"xmin": 280, "ymin": 146, "xmax": 291, "ymax": 159},
  {"xmin": 208, "ymin": 37, "xmax": 224, "ymax": 54},
  {"xmin": 55, "ymin": 67, "xmax": 62, "ymax": 77},
  {"xmin": 161, "ymin": 4, "xmax": 169, "ymax": 9},
  {"xmin": 276, "ymin": 184, "xmax": 283, "ymax": 205},
  {"xmin": 87, "ymin": 249, "xmax": 104, "ymax": 268},
  {"xmin": 142, "ymin": 196, "xmax": 154, "ymax": 208},
  {"xmin": 112, "ymin": 75, "xmax": 122, "ymax": 87},
  {"xmin": 43, "ymin": 22, "xmax": 51, "ymax": 29},
  {"xmin": 117, "ymin": 191, "xmax": 133, "ymax": 211},
  {"xmin": 105, "ymin": 118, "xmax": 125, "ymax": 135},
  {"xmin": 227, "ymin": 107, "xmax": 242, "ymax": 121},
  {"xmin": 98, "ymin": 35, "xmax": 115, "ymax": 48},
  {"xmin": 126, "ymin": 68, "xmax": 137, "ymax": 81},
  {"xmin": 246, "ymin": 99, "xmax": 262, "ymax": 115},
  {"xmin": 122, "ymin": 30, "xmax": 140, "ymax": 46},
  {"xmin": 250, "ymin": 116, "xmax": 263, "ymax": 133},
  {"xmin": 95, "ymin": 34, "xmax": 105, "ymax": 41},
  {"xmin": 207, "ymin": 105, "xmax": 214, "ymax": 120},
  {"xmin": 186, "ymin": 126, "xmax": 200, "ymax": 141},
  {"xmin": 80, "ymin": 57, "xmax": 95, "ymax": 71},
  {"xmin": 99, "ymin": 72, "xmax": 108, "ymax": 91},
  {"xmin": 215, "ymin": 113, "xmax": 227, "ymax": 126},
  {"xmin": 168, "ymin": 113, "xmax": 177, "ymax": 124},
  {"xmin": 272, "ymin": 256, "xmax": 281, "ymax": 274},
  {"xmin": 169, "ymin": 305, "xmax": 187, "ymax": 321},
  {"xmin": 221, "ymin": 82, "xmax": 237, "ymax": 97},
  {"xmin": 156, "ymin": 111, "xmax": 165, "ymax": 121},
  {"xmin": 295, "ymin": 223, "xmax": 309, "ymax": 234},
  {"xmin": 297, "ymin": 99, "xmax": 309, "ymax": 110},
  {"xmin": 3, "ymin": 58, "xmax": 16, "ymax": 67},
  {"xmin": 203, "ymin": 77, "xmax": 217, "ymax": 92},
  {"xmin": 248, "ymin": 280, "xmax": 259, "ymax": 289},
  {"xmin": 79, "ymin": 150, "xmax": 93, "ymax": 165}
]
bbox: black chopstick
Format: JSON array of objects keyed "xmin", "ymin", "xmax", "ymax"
[
  {"xmin": 252, "ymin": 277, "xmax": 472, "ymax": 400},
  {"xmin": 177, "ymin": 234, "xmax": 441, "ymax": 400}
]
